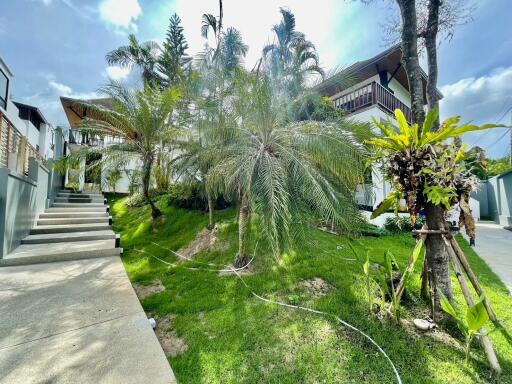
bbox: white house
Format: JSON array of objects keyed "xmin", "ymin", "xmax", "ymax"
[
  {"xmin": 0, "ymin": 56, "xmax": 54, "ymax": 175},
  {"xmin": 60, "ymin": 96, "xmax": 138, "ymax": 193},
  {"xmin": 315, "ymin": 45, "xmax": 445, "ymax": 225}
]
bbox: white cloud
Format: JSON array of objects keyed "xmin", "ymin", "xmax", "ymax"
[
  {"xmin": 105, "ymin": 65, "xmax": 131, "ymax": 81},
  {"xmin": 99, "ymin": 0, "xmax": 142, "ymax": 30},
  {"xmin": 440, "ymin": 66, "xmax": 512, "ymax": 158},
  {"xmin": 49, "ymin": 80, "xmax": 73, "ymax": 95},
  {"xmin": 21, "ymin": 76, "xmax": 99, "ymax": 127}
]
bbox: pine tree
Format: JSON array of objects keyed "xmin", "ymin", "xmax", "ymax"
[{"xmin": 159, "ymin": 13, "xmax": 190, "ymax": 87}]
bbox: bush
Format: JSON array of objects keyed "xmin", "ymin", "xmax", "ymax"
[
  {"xmin": 167, "ymin": 182, "xmax": 232, "ymax": 211},
  {"xmin": 167, "ymin": 182, "xmax": 205, "ymax": 210},
  {"xmin": 383, "ymin": 216, "xmax": 426, "ymax": 233},
  {"xmin": 360, "ymin": 222, "xmax": 389, "ymax": 237}
]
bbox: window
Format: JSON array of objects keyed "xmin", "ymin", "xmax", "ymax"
[{"xmin": 0, "ymin": 69, "xmax": 8, "ymax": 110}]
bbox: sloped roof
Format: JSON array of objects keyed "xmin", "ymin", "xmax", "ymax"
[
  {"xmin": 13, "ymin": 101, "xmax": 49, "ymax": 125},
  {"xmin": 60, "ymin": 97, "xmax": 113, "ymax": 129},
  {"xmin": 315, "ymin": 44, "xmax": 442, "ymax": 102}
]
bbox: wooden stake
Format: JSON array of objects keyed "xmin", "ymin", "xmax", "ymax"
[
  {"xmin": 447, "ymin": 235, "xmax": 498, "ymax": 323},
  {"xmin": 395, "ymin": 232, "xmax": 427, "ymax": 302},
  {"xmin": 440, "ymin": 232, "xmax": 502, "ymax": 375}
]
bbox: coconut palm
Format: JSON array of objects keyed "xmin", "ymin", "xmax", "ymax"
[
  {"xmin": 67, "ymin": 83, "xmax": 181, "ymax": 218},
  {"xmin": 207, "ymin": 71, "xmax": 367, "ymax": 268},
  {"xmin": 106, "ymin": 34, "xmax": 161, "ymax": 84}
]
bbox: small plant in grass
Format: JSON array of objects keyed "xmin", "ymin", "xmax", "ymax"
[
  {"xmin": 104, "ymin": 168, "xmax": 122, "ymax": 194},
  {"xmin": 439, "ymin": 292, "xmax": 490, "ymax": 363},
  {"xmin": 362, "ymin": 251, "xmax": 373, "ymax": 313},
  {"xmin": 365, "ymin": 240, "xmax": 425, "ymax": 322},
  {"xmin": 377, "ymin": 250, "xmax": 401, "ymax": 321}
]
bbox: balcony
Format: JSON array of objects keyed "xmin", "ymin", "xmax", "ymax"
[
  {"xmin": 69, "ymin": 129, "xmax": 124, "ymax": 147},
  {"xmin": 332, "ymin": 81, "xmax": 412, "ymax": 123},
  {"xmin": 0, "ymin": 111, "xmax": 45, "ymax": 174}
]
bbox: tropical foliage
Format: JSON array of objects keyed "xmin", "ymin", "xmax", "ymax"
[
  {"xmin": 262, "ymin": 8, "xmax": 323, "ymax": 100},
  {"xmin": 367, "ymin": 108, "xmax": 502, "ymax": 223},
  {"xmin": 205, "ymin": 71, "xmax": 366, "ymax": 266},
  {"xmin": 61, "ymin": 83, "xmax": 180, "ymax": 218},
  {"xmin": 439, "ymin": 292, "xmax": 491, "ymax": 362}
]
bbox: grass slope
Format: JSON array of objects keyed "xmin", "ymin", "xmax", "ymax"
[{"xmin": 108, "ymin": 194, "xmax": 512, "ymax": 384}]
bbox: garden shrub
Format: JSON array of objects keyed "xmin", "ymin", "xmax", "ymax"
[{"xmin": 383, "ymin": 216, "xmax": 426, "ymax": 233}]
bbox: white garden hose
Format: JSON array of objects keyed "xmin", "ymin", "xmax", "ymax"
[{"xmin": 134, "ymin": 242, "xmax": 402, "ymax": 384}]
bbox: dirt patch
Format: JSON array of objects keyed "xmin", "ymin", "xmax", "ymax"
[
  {"xmin": 298, "ymin": 278, "xmax": 334, "ymax": 297},
  {"xmin": 132, "ymin": 280, "xmax": 165, "ymax": 300},
  {"xmin": 176, "ymin": 225, "xmax": 227, "ymax": 261},
  {"xmin": 153, "ymin": 314, "xmax": 188, "ymax": 357}
]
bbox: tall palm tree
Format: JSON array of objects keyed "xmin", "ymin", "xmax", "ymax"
[
  {"xmin": 178, "ymin": 0, "xmax": 247, "ymax": 230},
  {"xmin": 106, "ymin": 34, "xmax": 162, "ymax": 84},
  {"xmin": 262, "ymin": 8, "xmax": 324, "ymax": 98},
  {"xmin": 68, "ymin": 83, "xmax": 181, "ymax": 218},
  {"xmin": 207, "ymin": 71, "xmax": 367, "ymax": 268}
]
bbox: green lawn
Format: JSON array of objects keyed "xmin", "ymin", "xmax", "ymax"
[{"xmin": 108, "ymin": 194, "xmax": 512, "ymax": 383}]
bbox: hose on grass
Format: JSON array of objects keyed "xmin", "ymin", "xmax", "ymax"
[{"xmin": 134, "ymin": 243, "xmax": 402, "ymax": 384}]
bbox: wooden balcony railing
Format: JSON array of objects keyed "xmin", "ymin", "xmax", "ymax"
[
  {"xmin": 332, "ymin": 81, "xmax": 412, "ymax": 123},
  {"xmin": 0, "ymin": 111, "xmax": 45, "ymax": 175}
]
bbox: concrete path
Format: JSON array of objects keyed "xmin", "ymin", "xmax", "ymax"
[
  {"xmin": 464, "ymin": 221, "xmax": 512, "ymax": 294},
  {"xmin": 0, "ymin": 256, "xmax": 176, "ymax": 384}
]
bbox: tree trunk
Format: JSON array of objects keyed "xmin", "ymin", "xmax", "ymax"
[
  {"xmin": 424, "ymin": 203, "xmax": 453, "ymax": 312},
  {"xmin": 207, "ymin": 192, "xmax": 215, "ymax": 230},
  {"xmin": 142, "ymin": 154, "xmax": 162, "ymax": 219},
  {"xmin": 234, "ymin": 196, "xmax": 250, "ymax": 268},
  {"xmin": 425, "ymin": 0, "xmax": 441, "ymax": 130},
  {"xmin": 396, "ymin": 0, "xmax": 425, "ymax": 126}
]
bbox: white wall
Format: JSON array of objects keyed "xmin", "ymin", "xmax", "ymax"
[
  {"xmin": 387, "ymin": 77, "xmax": 411, "ymax": 107},
  {"xmin": 101, "ymin": 156, "xmax": 140, "ymax": 194}
]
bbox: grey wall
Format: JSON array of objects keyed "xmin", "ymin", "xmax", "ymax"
[
  {"xmin": 0, "ymin": 158, "xmax": 63, "ymax": 258},
  {"xmin": 473, "ymin": 172, "xmax": 512, "ymax": 226},
  {"xmin": 471, "ymin": 181, "xmax": 489, "ymax": 217}
]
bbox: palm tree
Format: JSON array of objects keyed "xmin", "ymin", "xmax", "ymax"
[
  {"xmin": 207, "ymin": 71, "xmax": 367, "ymax": 268},
  {"xmin": 68, "ymin": 83, "xmax": 181, "ymax": 218},
  {"xmin": 262, "ymin": 8, "xmax": 324, "ymax": 98},
  {"xmin": 176, "ymin": 0, "xmax": 247, "ymax": 230},
  {"xmin": 106, "ymin": 34, "xmax": 161, "ymax": 84}
]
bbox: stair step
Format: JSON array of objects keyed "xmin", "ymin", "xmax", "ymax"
[
  {"xmin": 0, "ymin": 239, "xmax": 122, "ymax": 266},
  {"xmin": 45, "ymin": 207, "xmax": 108, "ymax": 213},
  {"xmin": 21, "ymin": 230, "xmax": 117, "ymax": 244},
  {"xmin": 52, "ymin": 202, "xmax": 106, "ymax": 208},
  {"xmin": 56, "ymin": 192, "xmax": 104, "ymax": 198},
  {"xmin": 54, "ymin": 197, "xmax": 106, "ymax": 203},
  {"xmin": 37, "ymin": 216, "xmax": 112, "ymax": 225},
  {"xmin": 39, "ymin": 212, "xmax": 109, "ymax": 218},
  {"xmin": 30, "ymin": 223, "xmax": 112, "ymax": 234}
]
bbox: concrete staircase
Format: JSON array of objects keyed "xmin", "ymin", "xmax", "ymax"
[{"xmin": 0, "ymin": 190, "xmax": 122, "ymax": 266}]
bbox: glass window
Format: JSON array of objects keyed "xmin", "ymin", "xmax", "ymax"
[{"xmin": 0, "ymin": 69, "xmax": 8, "ymax": 110}]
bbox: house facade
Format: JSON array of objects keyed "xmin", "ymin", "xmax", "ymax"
[
  {"xmin": 0, "ymin": 56, "xmax": 65, "ymax": 259},
  {"xmin": 0, "ymin": 56, "xmax": 54, "ymax": 175},
  {"xmin": 60, "ymin": 96, "xmax": 138, "ymax": 193},
  {"xmin": 315, "ymin": 45, "xmax": 462, "ymax": 225}
]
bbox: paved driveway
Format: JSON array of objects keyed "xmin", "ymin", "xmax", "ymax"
[
  {"xmin": 0, "ymin": 256, "xmax": 176, "ymax": 384},
  {"xmin": 466, "ymin": 222, "xmax": 512, "ymax": 294}
]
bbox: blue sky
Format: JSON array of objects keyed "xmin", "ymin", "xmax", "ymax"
[{"xmin": 1, "ymin": 0, "xmax": 511, "ymax": 158}]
